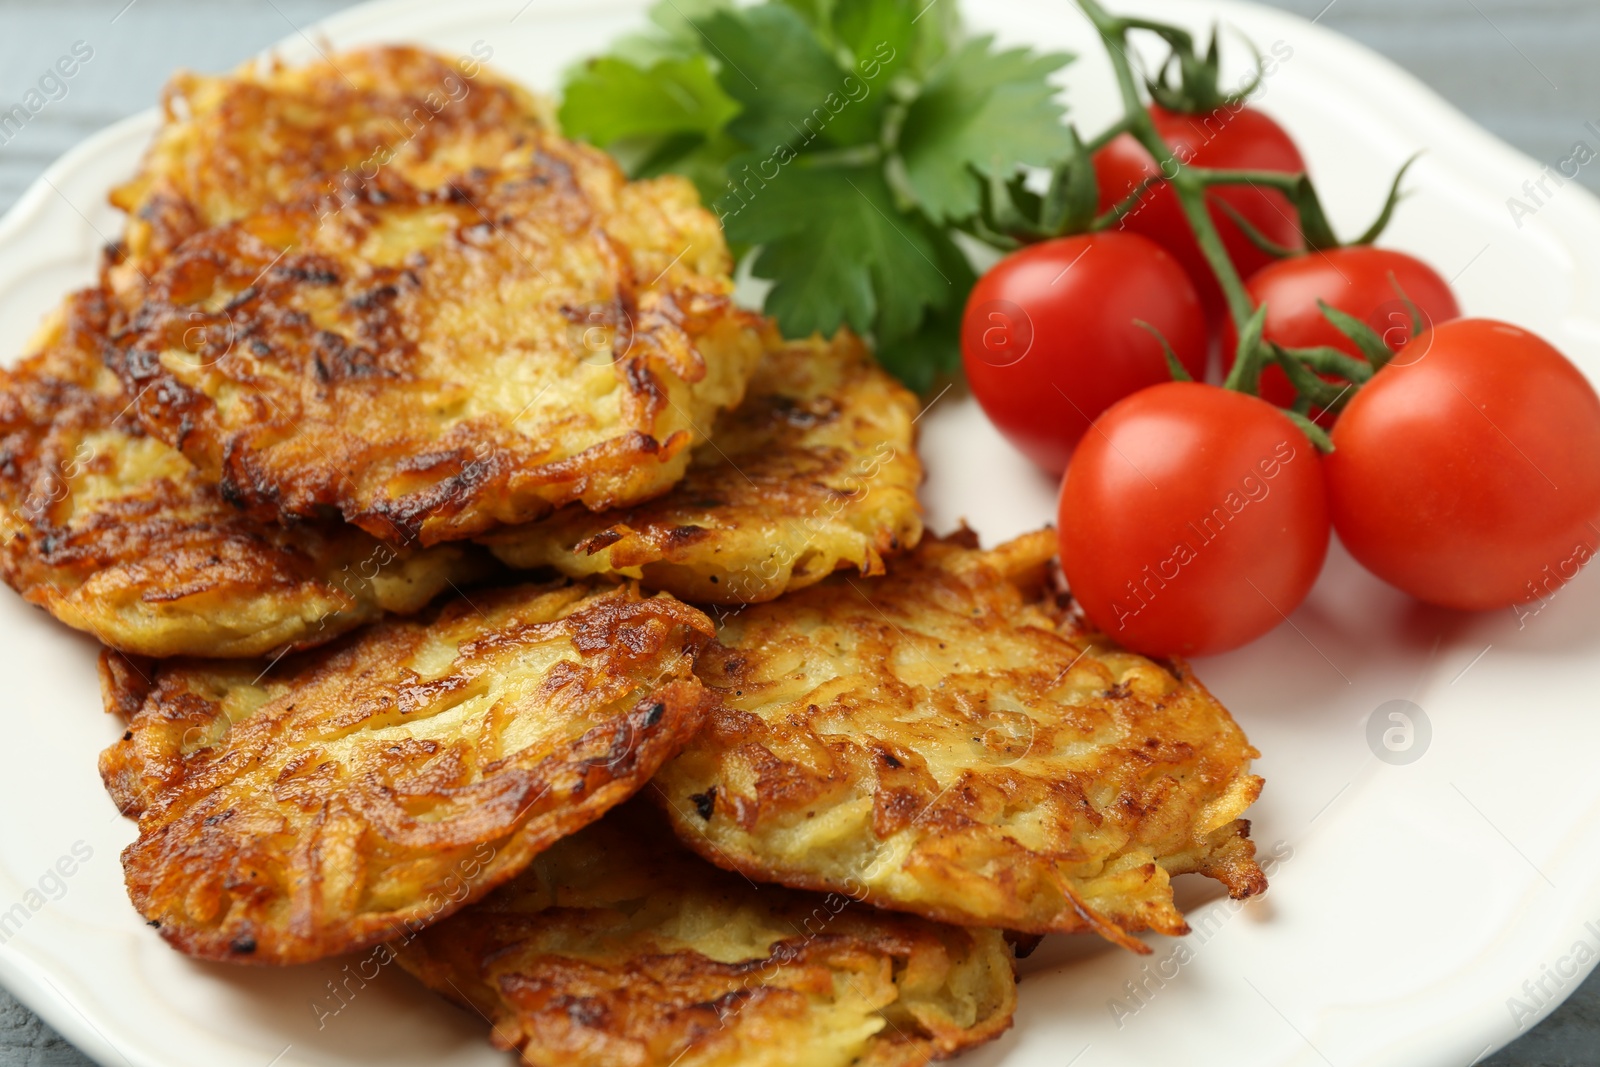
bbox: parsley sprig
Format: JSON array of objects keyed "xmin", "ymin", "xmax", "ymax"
[{"xmin": 560, "ymin": 0, "xmax": 1074, "ymax": 390}]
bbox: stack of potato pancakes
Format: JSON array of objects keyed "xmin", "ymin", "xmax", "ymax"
[{"xmin": 0, "ymin": 47, "xmax": 1268, "ymax": 1067}]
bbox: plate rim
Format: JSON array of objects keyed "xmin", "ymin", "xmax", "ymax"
[{"xmin": 1, "ymin": 2, "xmax": 1598, "ymax": 1066}]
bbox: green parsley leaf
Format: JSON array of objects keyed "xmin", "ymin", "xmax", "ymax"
[
  {"xmin": 776, "ymin": 0, "xmax": 836, "ymax": 39},
  {"xmin": 781, "ymin": 0, "xmax": 943, "ymax": 85},
  {"xmin": 877, "ymin": 306, "xmax": 961, "ymax": 394},
  {"xmin": 898, "ymin": 36, "xmax": 1074, "ymax": 223},
  {"xmin": 832, "ymin": 0, "xmax": 917, "ymax": 84},
  {"xmin": 608, "ymin": 0, "xmax": 733, "ymax": 66},
  {"xmin": 559, "ymin": 0, "xmax": 1074, "ymax": 392},
  {"xmin": 905, "ymin": 1, "xmax": 961, "ymax": 77},
  {"xmin": 632, "ymin": 131, "xmax": 745, "ymax": 212},
  {"xmin": 696, "ymin": 5, "xmax": 879, "ymax": 150},
  {"xmin": 723, "ymin": 165, "xmax": 955, "ymax": 347},
  {"xmin": 875, "ymin": 228, "xmax": 977, "ymax": 392},
  {"xmin": 559, "ymin": 54, "xmax": 738, "ymax": 145}
]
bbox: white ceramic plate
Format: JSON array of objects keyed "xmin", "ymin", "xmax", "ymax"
[{"xmin": 2, "ymin": 2, "xmax": 1598, "ymax": 1065}]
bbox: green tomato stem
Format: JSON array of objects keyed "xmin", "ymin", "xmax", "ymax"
[
  {"xmin": 1084, "ymin": 115, "xmax": 1134, "ymax": 154},
  {"xmin": 1090, "ymin": 173, "xmax": 1163, "ymax": 231},
  {"xmin": 1188, "ymin": 167, "xmax": 1304, "ymax": 192},
  {"xmin": 1075, "ymin": 0, "xmax": 1261, "ymax": 338}
]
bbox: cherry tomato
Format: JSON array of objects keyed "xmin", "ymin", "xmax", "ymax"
[
  {"xmin": 1327, "ymin": 319, "xmax": 1600, "ymax": 611},
  {"xmin": 1094, "ymin": 104, "xmax": 1306, "ymax": 325},
  {"xmin": 961, "ymin": 233, "xmax": 1206, "ymax": 475},
  {"xmin": 1222, "ymin": 246, "xmax": 1462, "ymax": 408},
  {"xmin": 1059, "ymin": 382, "xmax": 1331, "ymax": 657}
]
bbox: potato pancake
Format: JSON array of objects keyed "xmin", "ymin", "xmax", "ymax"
[
  {"xmin": 110, "ymin": 145, "xmax": 766, "ymax": 546},
  {"xmin": 655, "ymin": 529, "xmax": 1267, "ymax": 950},
  {"xmin": 482, "ymin": 331, "xmax": 924, "ymax": 604},
  {"xmin": 395, "ymin": 802, "xmax": 1016, "ymax": 1067},
  {"xmin": 0, "ymin": 288, "xmax": 480, "ymax": 658},
  {"xmin": 98, "ymin": 581, "xmax": 715, "ymax": 964},
  {"xmin": 107, "ymin": 45, "xmax": 548, "ymax": 294}
]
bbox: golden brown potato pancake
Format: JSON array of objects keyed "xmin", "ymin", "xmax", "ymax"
[
  {"xmin": 110, "ymin": 144, "xmax": 766, "ymax": 546},
  {"xmin": 655, "ymin": 529, "xmax": 1267, "ymax": 951},
  {"xmin": 98, "ymin": 581, "xmax": 716, "ymax": 965},
  {"xmin": 106, "ymin": 45, "xmax": 548, "ymax": 295},
  {"xmin": 396, "ymin": 802, "xmax": 1016, "ymax": 1067},
  {"xmin": 482, "ymin": 331, "xmax": 924, "ymax": 604},
  {"xmin": 0, "ymin": 288, "xmax": 481, "ymax": 658}
]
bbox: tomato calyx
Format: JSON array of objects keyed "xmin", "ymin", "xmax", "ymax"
[
  {"xmin": 1221, "ymin": 154, "xmax": 1422, "ymax": 259},
  {"xmin": 1135, "ymin": 320, "xmax": 1196, "ymax": 383},
  {"xmin": 1217, "ymin": 305, "xmax": 1335, "ymax": 451},
  {"xmin": 1140, "ymin": 23, "xmax": 1266, "ymax": 116},
  {"xmin": 1221, "ymin": 292, "xmax": 1424, "ymax": 451},
  {"xmin": 970, "ymin": 127, "xmax": 1101, "ymax": 249},
  {"xmin": 1312, "ymin": 298, "xmax": 1408, "ymax": 374},
  {"xmin": 1224, "ymin": 272, "xmax": 1440, "ymax": 449},
  {"xmin": 987, "ymin": 2, "xmax": 1446, "ymax": 455}
]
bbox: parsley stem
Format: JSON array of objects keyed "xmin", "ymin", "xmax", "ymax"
[{"xmin": 800, "ymin": 144, "xmax": 884, "ymax": 169}]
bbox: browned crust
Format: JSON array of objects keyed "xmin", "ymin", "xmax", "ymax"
[
  {"xmin": 106, "ymin": 45, "xmax": 550, "ymax": 295},
  {"xmin": 654, "ymin": 530, "xmax": 1267, "ymax": 950},
  {"xmin": 109, "ymin": 143, "xmax": 764, "ymax": 546},
  {"xmin": 394, "ymin": 803, "xmax": 1017, "ymax": 1067},
  {"xmin": 483, "ymin": 331, "xmax": 925, "ymax": 604},
  {"xmin": 0, "ymin": 288, "xmax": 482, "ymax": 658},
  {"xmin": 99, "ymin": 582, "xmax": 717, "ymax": 965}
]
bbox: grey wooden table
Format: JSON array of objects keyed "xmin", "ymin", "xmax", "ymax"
[{"xmin": 0, "ymin": 1, "xmax": 1596, "ymax": 1065}]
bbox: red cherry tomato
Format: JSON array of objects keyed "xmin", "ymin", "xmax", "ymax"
[
  {"xmin": 1094, "ymin": 104, "xmax": 1306, "ymax": 324},
  {"xmin": 961, "ymin": 232, "xmax": 1206, "ymax": 475},
  {"xmin": 1059, "ymin": 382, "xmax": 1331, "ymax": 657},
  {"xmin": 1222, "ymin": 246, "xmax": 1462, "ymax": 408},
  {"xmin": 1327, "ymin": 319, "xmax": 1600, "ymax": 611}
]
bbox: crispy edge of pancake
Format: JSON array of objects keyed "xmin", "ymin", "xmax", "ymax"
[
  {"xmin": 110, "ymin": 150, "xmax": 766, "ymax": 546},
  {"xmin": 98, "ymin": 581, "xmax": 717, "ymax": 964},
  {"xmin": 653, "ymin": 529, "xmax": 1267, "ymax": 950},
  {"xmin": 0, "ymin": 287, "xmax": 485, "ymax": 658},
  {"xmin": 482, "ymin": 331, "xmax": 925, "ymax": 604},
  {"xmin": 105, "ymin": 45, "xmax": 550, "ymax": 296},
  {"xmin": 393, "ymin": 802, "xmax": 1016, "ymax": 1067}
]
